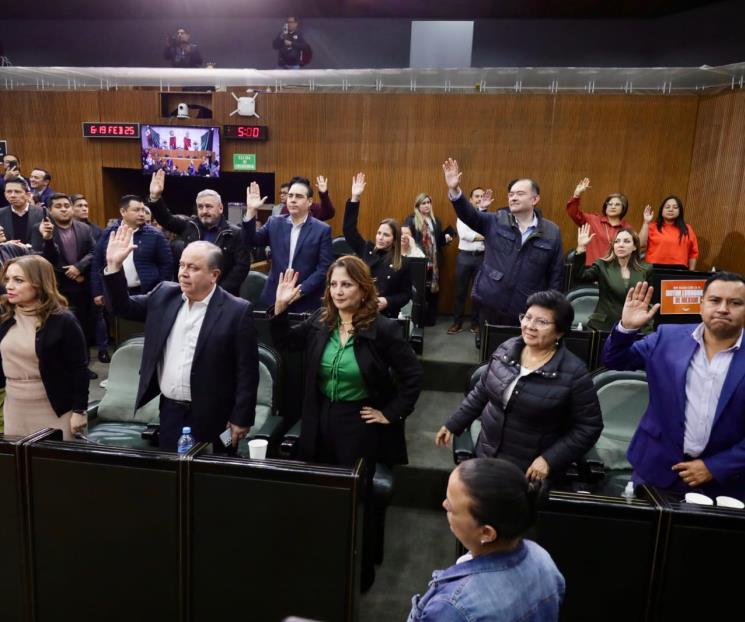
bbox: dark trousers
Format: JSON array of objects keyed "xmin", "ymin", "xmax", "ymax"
[
  {"xmin": 479, "ymin": 307, "xmax": 520, "ymax": 327},
  {"xmin": 452, "ymin": 251, "xmax": 483, "ymax": 325},
  {"xmin": 64, "ymin": 289, "xmax": 93, "ymax": 344},
  {"xmin": 93, "ymin": 305, "xmax": 109, "ymax": 353},
  {"xmin": 318, "ymin": 398, "xmax": 377, "ymax": 590},
  {"xmin": 159, "ymin": 396, "xmax": 233, "ymax": 454}
]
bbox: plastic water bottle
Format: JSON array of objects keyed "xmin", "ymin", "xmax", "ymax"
[
  {"xmin": 622, "ymin": 480, "xmax": 635, "ymax": 501},
  {"xmin": 177, "ymin": 426, "xmax": 195, "ymax": 455}
]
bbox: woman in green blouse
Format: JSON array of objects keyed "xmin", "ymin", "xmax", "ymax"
[
  {"xmin": 573, "ymin": 224, "xmax": 653, "ymax": 332},
  {"xmin": 270, "ymin": 255, "xmax": 422, "ymax": 468}
]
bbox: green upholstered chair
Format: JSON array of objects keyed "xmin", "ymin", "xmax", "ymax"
[
  {"xmin": 452, "ymin": 363, "xmax": 487, "ymax": 464},
  {"xmin": 237, "ymin": 344, "xmax": 287, "ymax": 457},
  {"xmin": 239, "ymin": 271, "xmax": 268, "ymax": 311},
  {"xmin": 86, "ymin": 337, "xmax": 160, "ymax": 449},
  {"xmin": 566, "ymin": 286, "xmax": 600, "ymax": 330},
  {"xmin": 587, "ymin": 369, "xmax": 649, "ymax": 471}
]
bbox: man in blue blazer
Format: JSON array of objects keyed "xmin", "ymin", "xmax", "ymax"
[
  {"xmin": 242, "ymin": 177, "xmax": 332, "ymax": 313},
  {"xmin": 603, "ymin": 274, "xmax": 745, "ymax": 497},
  {"xmin": 103, "ymin": 226, "xmax": 259, "ymax": 451}
]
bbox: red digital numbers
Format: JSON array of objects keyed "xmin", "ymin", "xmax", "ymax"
[
  {"xmin": 83, "ymin": 122, "xmax": 140, "ymax": 138},
  {"xmin": 238, "ymin": 126, "xmax": 260, "ymax": 138}
]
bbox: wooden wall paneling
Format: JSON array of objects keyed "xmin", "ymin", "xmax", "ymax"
[
  {"xmin": 686, "ymin": 91, "xmax": 745, "ymax": 272},
  {"xmin": 0, "ymin": 89, "xmax": 707, "ymax": 311},
  {"xmin": 0, "ymin": 91, "xmax": 104, "ymax": 219}
]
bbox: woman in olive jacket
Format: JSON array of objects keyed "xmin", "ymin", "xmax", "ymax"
[
  {"xmin": 573, "ymin": 224, "xmax": 653, "ymax": 332},
  {"xmin": 436, "ymin": 290, "xmax": 602, "ymax": 481}
]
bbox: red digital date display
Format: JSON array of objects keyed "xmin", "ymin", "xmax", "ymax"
[
  {"xmin": 224, "ymin": 125, "xmax": 268, "ymax": 141},
  {"xmin": 82, "ymin": 123, "xmax": 141, "ymax": 138}
]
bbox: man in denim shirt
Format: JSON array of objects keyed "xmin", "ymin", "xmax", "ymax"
[{"xmin": 408, "ymin": 459, "xmax": 564, "ymax": 621}]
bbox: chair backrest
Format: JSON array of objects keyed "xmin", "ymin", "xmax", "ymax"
[
  {"xmin": 566, "ymin": 285, "xmax": 599, "ymax": 302},
  {"xmin": 239, "ymin": 271, "xmax": 268, "ymax": 309},
  {"xmin": 406, "ymin": 257, "xmax": 427, "ymax": 328},
  {"xmin": 570, "ymin": 294, "xmax": 599, "ymax": 329},
  {"xmin": 466, "ymin": 363, "xmax": 488, "ymax": 445},
  {"xmin": 591, "ymin": 369, "xmax": 649, "ymax": 470},
  {"xmin": 255, "ymin": 343, "xmax": 281, "ymax": 429},
  {"xmin": 96, "ymin": 337, "xmax": 160, "ymax": 423},
  {"xmin": 331, "ymin": 236, "xmax": 354, "ymax": 258}
]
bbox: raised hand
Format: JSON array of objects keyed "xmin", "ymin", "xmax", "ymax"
[
  {"xmin": 149, "ymin": 169, "xmax": 165, "ymax": 200},
  {"xmin": 316, "ymin": 175, "xmax": 328, "ymax": 193},
  {"xmin": 105, "ymin": 225, "xmax": 138, "ymax": 272},
  {"xmin": 350, "ymin": 172, "xmax": 366, "ymax": 201},
  {"xmin": 480, "ymin": 189, "xmax": 494, "ymax": 209},
  {"xmin": 643, "ymin": 204, "xmax": 654, "ymax": 224},
  {"xmin": 39, "ymin": 217, "xmax": 54, "ymax": 241},
  {"xmin": 576, "ymin": 223, "xmax": 595, "ymax": 252},
  {"xmin": 574, "ymin": 177, "xmax": 591, "ymax": 198},
  {"xmin": 274, "ymin": 268, "xmax": 302, "ymax": 314},
  {"xmin": 442, "ymin": 158, "xmax": 462, "ymax": 191},
  {"xmin": 245, "ymin": 182, "xmax": 268, "ymax": 219},
  {"xmin": 620, "ymin": 281, "xmax": 660, "ymax": 330}
]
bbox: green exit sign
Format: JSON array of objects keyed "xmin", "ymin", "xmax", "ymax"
[{"xmin": 233, "ymin": 153, "xmax": 256, "ymax": 171}]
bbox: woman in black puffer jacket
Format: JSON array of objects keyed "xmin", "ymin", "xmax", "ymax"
[{"xmin": 436, "ymin": 290, "xmax": 603, "ymax": 482}]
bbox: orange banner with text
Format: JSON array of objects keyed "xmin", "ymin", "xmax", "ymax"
[{"xmin": 660, "ymin": 279, "xmax": 706, "ymax": 315}]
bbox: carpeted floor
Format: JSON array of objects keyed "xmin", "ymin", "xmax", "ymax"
[{"xmin": 360, "ymin": 505, "xmax": 456, "ymax": 622}]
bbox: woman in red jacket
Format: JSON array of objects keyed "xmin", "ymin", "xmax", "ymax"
[
  {"xmin": 566, "ymin": 177, "xmax": 631, "ymax": 265},
  {"xmin": 640, "ymin": 195, "xmax": 699, "ymax": 270}
]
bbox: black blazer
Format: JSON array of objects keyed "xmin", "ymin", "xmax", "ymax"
[
  {"xmin": 103, "ymin": 269, "xmax": 259, "ymax": 443},
  {"xmin": 40, "ymin": 220, "xmax": 96, "ymax": 294},
  {"xmin": 343, "ymin": 199, "xmax": 412, "ymax": 318},
  {"xmin": 0, "ymin": 204, "xmax": 46, "ymax": 246},
  {"xmin": 0, "ymin": 310, "xmax": 89, "ymax": 416},
  {"xmin": 270, "ymin": 310, "xmax": 422, "ymax": 465}
]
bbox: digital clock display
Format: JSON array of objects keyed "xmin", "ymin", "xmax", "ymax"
[
  {"xmin": 82, "ymin": 123, "xmax": 141, "ymax": 138},
  {"xmin": 223, "ymin": 125, "xmax": 269, "ymax": 141}
]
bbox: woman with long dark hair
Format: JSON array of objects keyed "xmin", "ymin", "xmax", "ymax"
[
  {"xmin": 408, "ymin": 458, "xmax": 565, "ymax": 621},
  {"xmin": 404, "ymin": 193, "xmax": 454, "ymax": 325},
  {"xmin": 640, "ymin": 195, "xmax": 699, "ymax": 270},
  {"xmin": 0, "ymin": 255, "xmax": 89, "ymax": 439},
  {"xmin": 573, "ymin": 225, "xmax": 653, "ymax": 332},
  {"xmin": 342, "ymin": 172, "xmax": 412, "ymax": 318}
]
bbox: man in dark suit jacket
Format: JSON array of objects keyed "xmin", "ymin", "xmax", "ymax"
[
  {"xmin": 0, "ymin": 177, "xmax": 46, "ymax": 245},
  {"xmin": 103, "ymin": 226, "xmax": 259, "ymax": 451},
  {"xmin": 604, "ymin": 275, "xmax": 745, "ymax": 497},
  {"xmin": 242, "ymin": 177, "xmax": 333, "ymax": 312},
  {"xmin": 39, "ymin": 193, "xmax": 96, "ymax": 339}
]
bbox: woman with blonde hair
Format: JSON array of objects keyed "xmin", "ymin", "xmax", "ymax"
[
  {"xmin": 0, "ymin": 255, "xmax": 89, "ymax": 439},
  {"xmin": 573, "ymin": 225, "xmax": 653, "ymax": 332},
  {"xmin": 404, "ymin": 194, "xmax": 454, "ymax": 325}
]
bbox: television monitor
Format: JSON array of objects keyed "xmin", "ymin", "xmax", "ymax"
[{"xmin": 141, "ymin": 125, "xmax": 220, "ymax": 178}]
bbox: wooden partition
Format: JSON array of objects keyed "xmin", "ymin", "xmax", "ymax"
[{"xmin": 1, "ymin": 88, "xmax": 740, "ymax": 310}]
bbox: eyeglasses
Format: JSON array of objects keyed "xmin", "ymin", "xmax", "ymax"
[{"xmin": 519, "ymin": 313, "xmax": 554, "ymax": 329}]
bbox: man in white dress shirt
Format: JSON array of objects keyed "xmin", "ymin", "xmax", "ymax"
[{"xmin": 103, "ymin": 226, "xmax": 259, "ymax": 452}]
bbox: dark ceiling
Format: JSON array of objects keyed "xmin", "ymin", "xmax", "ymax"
[{"xmin": 3, "ymin": 0, "xmax": 726, "ymax": 20}]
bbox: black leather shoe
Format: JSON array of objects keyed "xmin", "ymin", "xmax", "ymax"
[
  {"xmin": 98, "ymin": 350, "xmax": 111, "ymax": 364},
  {"xmin": 87, "ymin": 368, "xmax": 99, "ymax": 380}
]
